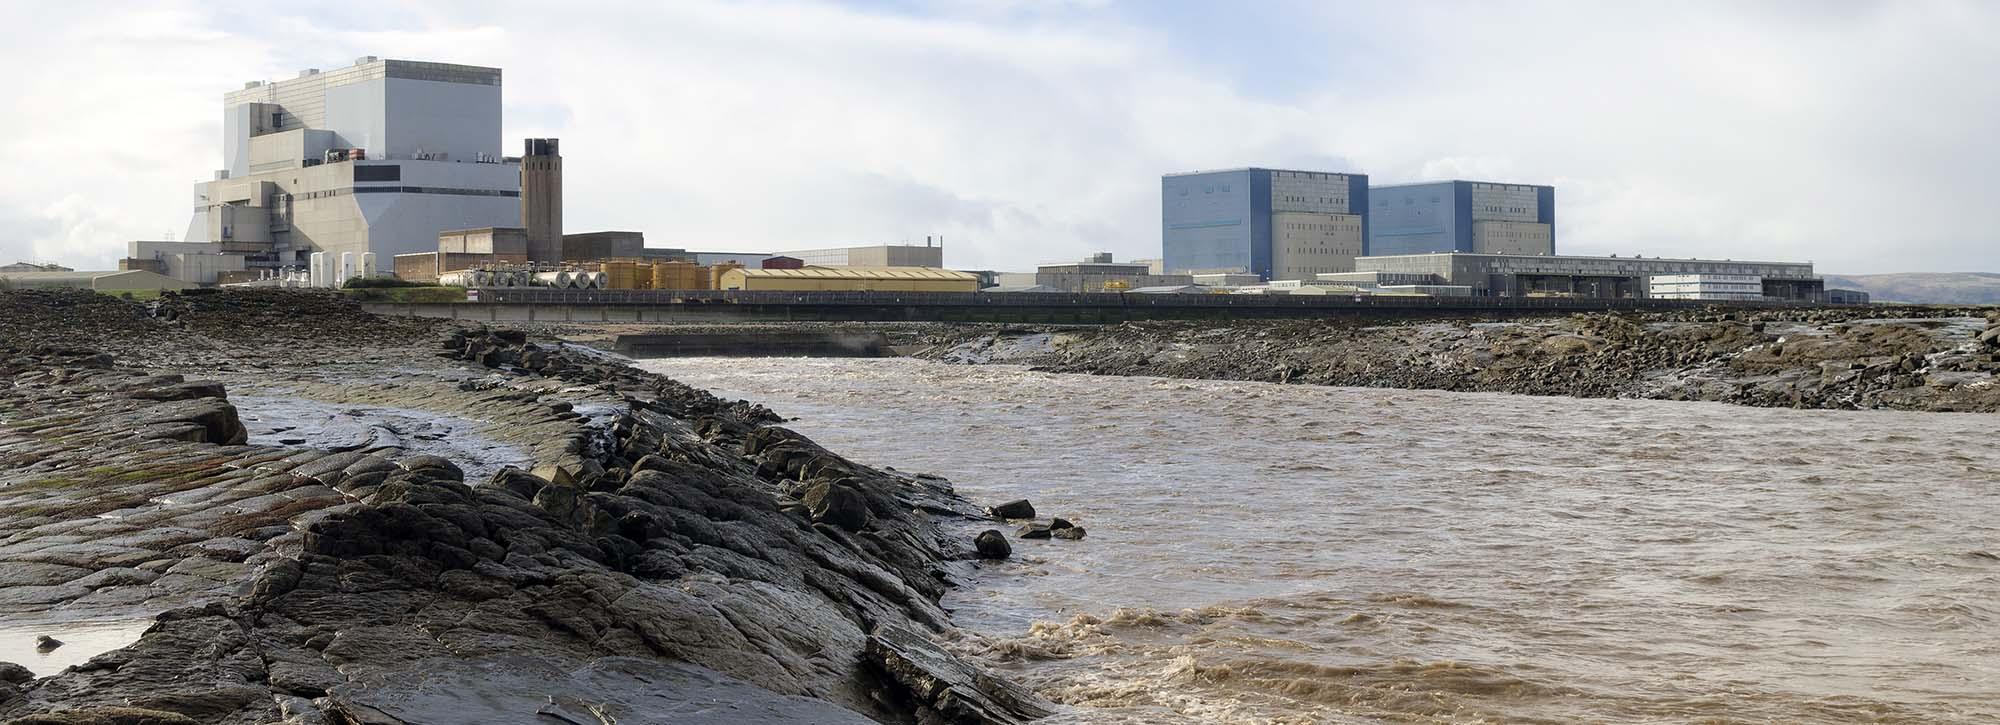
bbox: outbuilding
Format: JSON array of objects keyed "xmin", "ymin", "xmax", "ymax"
[
  {"xmin": 717, "ymin": 266, "xmax": 980, "ymax": 293},
  {"xmin": 0, "ymin": 270, "xmax": 195, "ymax": 292}
]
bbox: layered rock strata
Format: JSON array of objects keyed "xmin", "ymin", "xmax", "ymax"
[
  {"xmin": 0, "ymin": 290, "xmax": 1051, "ymax": 725},
  {"xmin": 921, "ymin": 308, "xmax": 2000, "ymax": 412}
]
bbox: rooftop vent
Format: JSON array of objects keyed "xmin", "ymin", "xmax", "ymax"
[
  {"xmin": 298, "ymin": 68, "xmax": 320, "ymax": 77},
  {"xmin": 243, "ymin": 81, "xmax": 263, "ymax": 89},
  {"xmin": 354, "ymin": 56, "xmax": 379, "ymax": 66}
]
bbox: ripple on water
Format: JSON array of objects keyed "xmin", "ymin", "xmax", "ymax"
[{"xmin": 642, "ymin": 357, "xmax": 2000, "ymax": 724}]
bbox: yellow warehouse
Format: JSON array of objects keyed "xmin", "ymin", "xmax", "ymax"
[{"xmin": 718, "ymin": 266, "xmax": 980, "ymax": 292}]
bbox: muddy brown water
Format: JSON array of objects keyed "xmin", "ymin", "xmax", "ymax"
[{"xmin": 642, "ymin": 357, "xmax": 2000, "ymax": 724}]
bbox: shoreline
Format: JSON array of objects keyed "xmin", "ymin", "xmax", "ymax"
[
  {"xmin": 911, "ymin": 307, "xmax": 2000, "ymax": 413},
  {"xmin": 0, "ymin": 289, "xmax": 1052, "ymax": 724}
]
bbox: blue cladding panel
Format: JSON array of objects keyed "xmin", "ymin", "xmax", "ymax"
[
  {"xmin": 1163, "ymin": 170, "xmax": 1259, "ymax": 276},
  {"xmin": 1365, "ymin": 181, "xmax": 1462, "ymax": 256},
  {"xmin": 1537, "ymin": 186, "xmax": 1556, "ymax": 252}
]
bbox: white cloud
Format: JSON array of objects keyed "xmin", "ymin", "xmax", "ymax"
[{"xmin": 0, "ymin": 0, "xmax": 1993, "ymax": 274}]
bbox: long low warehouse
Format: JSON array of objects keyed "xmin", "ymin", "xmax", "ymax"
[
  {"xmin": 0, "ymin": 270, "xmax": 195, "ymax": 292},
  {"xmin": 717, "ymin": 266, "xmax": 980, "ymax": 292}
]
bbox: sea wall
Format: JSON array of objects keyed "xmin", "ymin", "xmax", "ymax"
[
  {"xmin": 0, "ymin": 290, "xmax": 1049, "ymax": 725},
  {"xmin": 918, "ymin": 308, "xmax": 2000, "ymax": 413}
]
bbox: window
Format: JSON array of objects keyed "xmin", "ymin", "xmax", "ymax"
[{"xmin": 354, "ymin": 165, "xmax": 401, "ymax": 182}]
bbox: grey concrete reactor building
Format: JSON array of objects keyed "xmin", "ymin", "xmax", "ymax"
[
  {"xmin": 1162, "ymin": 168, "xmax": 1369, "ymax": 281},
  {"xmin": 1368, "ymin": 180, "xmax": 1555, "ymax": 257},
  {"xmin": 183, "ymin": 57, "xmax": 521, "ymax": 271}
]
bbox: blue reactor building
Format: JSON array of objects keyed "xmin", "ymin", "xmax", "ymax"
[
  {"xmin": 1367, "ymin": 180, "xmax": 1556, "ymax": 257},
  {"xmin": 1161, "ymin": 168, "xmax": 1369, "ymax": 281}
]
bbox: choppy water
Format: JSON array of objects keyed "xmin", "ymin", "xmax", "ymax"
[{"xmin": 641, "ymin": 358, "xmax": 2000, "ymax": 724}]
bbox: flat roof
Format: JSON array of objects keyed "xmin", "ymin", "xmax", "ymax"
[
  {"xmin": 1370, "ymin": 180, "xmax": 1555, "ymax": 190},
  {"xmin": 1358, "ymin": 252, "xmax": 1810, "ymax": 267},
  {"xmin": 441, "ymin": 227, "xmax": 525, "ymax": 235},
  {"xmin": 729, "ymin": 267, "xmax": 977, "ymax": 280},
  {"xmin": 1162, "ymin": 167, "xmax": 1364, "ymax": 179}
]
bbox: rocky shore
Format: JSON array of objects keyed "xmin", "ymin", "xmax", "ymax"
[
  {"xmin": 0, "ymin": 289, "xmax": 1051, "ymax": 724},
  {"xmin": 917, "ymin": 306, "xmax": 2000, "ymax": 412}
]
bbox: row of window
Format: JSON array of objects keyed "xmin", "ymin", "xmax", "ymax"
[
  {"xmin": 1483, "ymin": 205, "xmax": 1530, "ymax": 214},
  {"xmin": 1284, "ymin": 223, "xmax": 1359, "ymax": 232}
]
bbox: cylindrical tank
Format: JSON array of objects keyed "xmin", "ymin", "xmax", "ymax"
[
  {"xmin": 308, "ymin": 252, "xmax": 325, "ymax": 288},
  {"xmin": 338, "ymin": 252, "xmax": 356, "ymax": 288},
  {"xmin": 650, "ymin": 261, "xmax": 703, "ymax": 290},
  {"xmin": 361, "ymin": 252, "xmax": 378, "ymax": 280},
  {"xmin": 603, "ymin": 261, "xmax": 638, "ymax": 289},
  {"xmin": 533, "ymin": 271, "xmax": 573, "ymax": 288},
  {"xmin": 631, "ymin": 263, "xmax": 653, "ymax": 290},
  {"xmin": 439, "ymin": 270, "xmax": 476, "ymax": 287},
  {"xmin": 709, "ymin": 262, "xmax": 743, "ymax": 290},
  {"xmin": 580, "ymin": 271, "xmax": 606, "ymax": 289}
]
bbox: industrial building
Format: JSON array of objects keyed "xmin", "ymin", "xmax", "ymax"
[
  {"xmin": 1, "ymin": 262, "xmax": 71, "ymax": 273},
  {"xmin": 122, "ymin": 241, "xmax": 249, "ymax": 285},
  {"xmin": 1191, "ymin": 272, "xmax": 1263, "ymax": 287},
  {"xmin": 1647, "ymin": 274, "xmax": 1766, "ymax": 301},
  {"xmin": 1036, "ymin": 253, "xmax": 1196, "ymax": 292},
  {"xmin": 560, "ymin": 231, "xmax": 644, "ymax": 262},
  {"xmin": 1367, "ymin": 180, "xmax": 1555, "ymax": 257},
  {"xmin": 0, "ymin": 270, "xmax": 194, "ymax": 292},
  {"xmin": 1352, "ymin": 252, "xmax": 1823, "ymax": 300},
  {"xmin": 161, "ymin": 57, "xmax": 525, "ymax": 283},
  {"xmin": 1162, "ymin": 168, "xmax": 1369, "ymax": 281},
  {"xmin": 1827, "ymin": 288, "xmax": 1872, "ymax": 305},
  {"xmin": 717, "ymin": 267, "xmax": 980, "ymax": 292},
  {"xmin": 785, "ymin": 244, "xmax": 944, "ymax": 268}
]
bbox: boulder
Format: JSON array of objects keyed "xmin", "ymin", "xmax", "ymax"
[
  {"xmin": 987, "ymin": 499, "xmax": 1035, "ymax": 520},
  {"xmin": 1050, "ymin": 517, "xmax": 1075, "ymax": 530},
  {"xmin": 1052, "ymin": 526, "xmax": 1087, "ymax": 540},
  {"xmin": 866, "ymin": 623, "xmax": 1056, "ymax": 725},
  {"xmin": 35, "ymin": 635, "xmax": 63, "ymax": 651},
  {"xmin": 973, "ymin": 530, "xmax": 1011, "ymax": 559},
  {"xmin": 802, "ymin": 481, "xmax": 870, "ymax": 531},
  {"xmin": 0, "ymin": 660, "xmax": 32, "ymax": 684},
  {"xmin": 1016, "ymin": 524, "xmax": 1052, "ymax": 540}
]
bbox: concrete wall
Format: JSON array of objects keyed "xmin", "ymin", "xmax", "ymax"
[
  {"xmin": 1271, "ymin": 212, "xmax": 1364, "ymax": 280},
  {"xmin": 1470, "ymin": 221, "xmax": 1553, "ymax": 255},
  {"xmin": 381, "ymin": 77, "xmax": 501, "ymax": 162}
]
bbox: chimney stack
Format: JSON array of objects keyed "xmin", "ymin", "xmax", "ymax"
[{"xmin": 521, "ymin": 138, "xmax": 563, "ymax": 263}]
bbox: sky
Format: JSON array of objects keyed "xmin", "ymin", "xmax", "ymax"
[{"xmin": 1, "ymin": 0, "xmax": 1995, "ymax": 274}]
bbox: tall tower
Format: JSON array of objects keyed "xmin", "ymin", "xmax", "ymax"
[{"xmin": 522, "ymin": 138, "xmax": 563, "ymax": 263}]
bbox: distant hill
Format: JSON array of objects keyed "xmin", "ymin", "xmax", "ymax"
[{"xmin": 1822, "ymin": 273, "xmax": 2000, "ymax": 304}]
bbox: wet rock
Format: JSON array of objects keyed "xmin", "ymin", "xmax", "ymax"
[
  {"xmin": 802, "ymin": 481, "xmax": 871, "ymax": 531},
  {"xmin": 1050, "ymin": 517, "xmax": 1075, "ymax": 530},
  {"xmin": 973, "ymin": 530, "xmax": 1011, "ymax": 559},
  {"xmin": 5, "ymin": 707, "xmax": 203, "ymax": 724},
  {"xmin": 35, "ymin": 636, "xmax": 62, "ymax": 652},
  {"xmin": 866, "ymin": 623, "xmax": 1056, "ymax": 725},
  {"xmin": 1052, "ymin": 526, "xmax": 1087, "ymax": 540},
  {"xmin": 1016, "ymin": 524, "xmax": 1052, "ymax": 540},
  {"xmin": 0, "ymin": 661, "xmax": 32, "ymax": 684},
  {"xmin": 987, "ymin": 499, "xmax": 1035, "ymax": 520}
]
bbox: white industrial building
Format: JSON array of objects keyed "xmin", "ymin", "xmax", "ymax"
[
  {"xmin": 171, "ymin": 57, "xmax": 521, "ymax": 285},
  {"xmin": 1648, "ymin": 274, "xmax": 1767, "ymax": 301}
]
